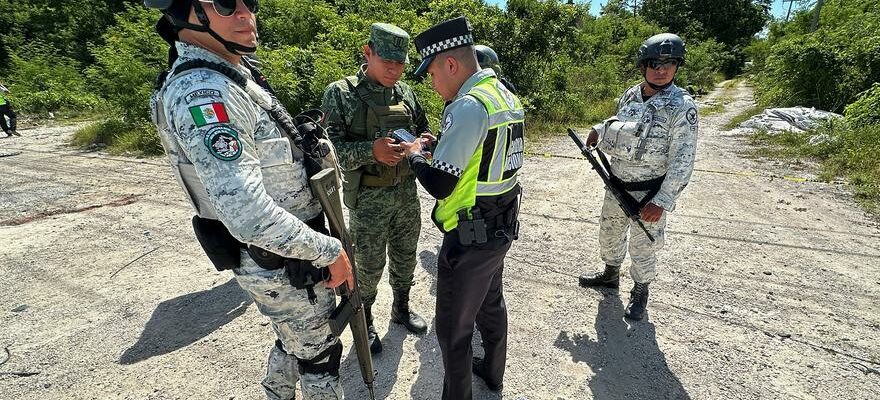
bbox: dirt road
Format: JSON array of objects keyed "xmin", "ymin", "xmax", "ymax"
[{"xmin": 1, "ymin": 82, "xmax": 878, "ymax": 400}]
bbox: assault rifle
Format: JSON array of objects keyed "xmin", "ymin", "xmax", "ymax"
[
  {"xmin": 309, "ymin": 168, "xmax": 376, "ymax": 400},
  {"xmin": 568, "ymin": 128, "xmax": 655, "ymax": 243}
]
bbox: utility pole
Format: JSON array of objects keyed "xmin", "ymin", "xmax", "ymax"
[
  {"xmin": 811, "ymin": 0, "xmax": 824, "ymax": 31},
  {"xmin": 784, "ymin": 0, "xmax": 796, "ymax": 21}
]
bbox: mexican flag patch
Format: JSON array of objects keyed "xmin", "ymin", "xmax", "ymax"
[{"xmin": 189, "ymin": 102, "xmax": 229, "ymax": 127}]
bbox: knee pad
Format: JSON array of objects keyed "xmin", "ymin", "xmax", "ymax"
[{"xmin": 296, "ymin": 341, "xmax": 342, "ymax": 377}]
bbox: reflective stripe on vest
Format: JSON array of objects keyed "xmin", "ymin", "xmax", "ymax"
[{"xmin": 434, "ymin": 76, "xmax": 524, "ymax": 232}]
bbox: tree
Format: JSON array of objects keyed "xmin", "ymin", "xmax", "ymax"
[
  {"xmin": 0, "ymin": 0, "xmax": 140, "ymax": 69},
  {"xmin": 639, "ymin": 0, "xmax": 771, "ymax": 75}
]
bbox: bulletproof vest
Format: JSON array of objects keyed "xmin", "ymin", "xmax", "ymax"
[
  {"xmin": 598, "ymin": 86, "xmax": 680, "ymax": 164},
  {"xmin": 152, "ymin": 58, "xmax": 332, "ymax": 220},
  {"xmin": 344, "ymin": 76, "xmax": 415, "ymax": 184}
]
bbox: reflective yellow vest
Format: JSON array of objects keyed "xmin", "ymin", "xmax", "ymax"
[{"xmin": 433, "ymin": 76, "xmax": 524, "ymax": 232}]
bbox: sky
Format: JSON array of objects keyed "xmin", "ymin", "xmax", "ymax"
[{"xmin": 482, "ymin": 0, "xmax": 801, "ymax": 19}]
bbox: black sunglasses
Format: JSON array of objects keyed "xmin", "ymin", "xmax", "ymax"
[{"xmin": 199, "ymin": 0, "xmax": 259, "ymax": 17}]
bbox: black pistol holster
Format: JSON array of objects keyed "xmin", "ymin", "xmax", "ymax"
[
  {"xmin": 247, "ymin": 246, "xmax": 328, "ymax": 304},
  {"xmin": 247, "ymin": 215, "xmax": 330, "ymax": 304},
  {"xmin": 456, "ymin": 208, "xmax": 489, "ymax": 246},
  {"xmin": 454, "ymin": 187, "xmax": 522, "ymax": 247},
  {"xmin": 191, "ymin": 216, "xmax": 243, "ymax": 272}
]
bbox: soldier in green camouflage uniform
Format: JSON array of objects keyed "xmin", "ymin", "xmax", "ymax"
[{"xmin": 321, "ymin": 23, "xmax": 430, "ymax": 354}]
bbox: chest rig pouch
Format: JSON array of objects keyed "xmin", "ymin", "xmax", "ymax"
[
  {"xmin": 598, "ymin": 118, "xmax": 650, "ymax": 162},
  {"xmin": 599, "ymin": 101, "xmax": 673, "ymax": 163},
  {"xmin": 341, "ymin": 77, "xmax": 416, "ymax": 207}
]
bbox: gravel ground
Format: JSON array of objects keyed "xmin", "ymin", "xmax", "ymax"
[{"xmin": 1, "ymin": 81, "xmax": 878, "ymax": 400}]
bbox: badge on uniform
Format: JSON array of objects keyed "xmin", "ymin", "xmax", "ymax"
[
  {"xmin": 686, "ymin": 107, "xmax": 698, "ymax": 125},
  {"xmin": 204, "ymin": 126, "xmax": 242, "ymax": 161},
  {"xmin": 441, "ymin": 113, "xmax": 454, "ymax": 133},
  {"xmin": 190, "ymin": 102, "xmax": 230, "ymax": 127}
]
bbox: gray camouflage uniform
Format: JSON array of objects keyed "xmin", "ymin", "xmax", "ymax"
[
  {"xmin": 150, "ymin": 42, "xmax": 344, "ymax": 399},
  {"xmin": 592, "ymin": 83, "xmax": 698, "ymax": 283}
]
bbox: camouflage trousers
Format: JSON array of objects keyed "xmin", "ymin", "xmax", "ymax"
[
  {"xmin": 233, "ymin": 250, "xmax": 343, "ymax": 400},
  {"xmin": 598, "ymin": 190, "xmax": 667, "ymax": 284},
  {"xmin": 349, "ymin": 178, "xmax": 421, "ymax": 306}
]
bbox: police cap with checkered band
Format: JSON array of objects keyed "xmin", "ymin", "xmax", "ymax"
[{"xmin": 413, "ymin": 16, "xmax": 475, "ymax": 77}]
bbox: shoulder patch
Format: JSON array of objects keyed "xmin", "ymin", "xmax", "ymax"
[
  {"xmin": 441, "ymin": 113, "xmax": 454, "ymax": 133},
  {"xmin": 204, "ymin": 126, "xmax": 242, "ymax": 161},
  {"xmin": 686, "ymin": 108, "xmax": 698, "ymax": 125},
  {"xmin": 184, "ymin": 89, "xmax": 222, "ymax": 104},
  {"xmin": 190, "ymin": 102, "xmax": 230, "ymax": 127}
]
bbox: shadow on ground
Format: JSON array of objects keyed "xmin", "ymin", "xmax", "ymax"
[
  {"xmin": 119, "ymin": 279, "xmax": 251, "ymax": 364},
  {"xmin": 555, "ymin": 293, "xmax": 690, "ymax": 400}
]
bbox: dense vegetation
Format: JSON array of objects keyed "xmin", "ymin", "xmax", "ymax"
[
  {"xmin": 0, "ymin": 0, "xmax": 771, "ymax": 154},
  {"xmin": 747, "ymin": 0, "xmax": 880, "ymax": 210}
]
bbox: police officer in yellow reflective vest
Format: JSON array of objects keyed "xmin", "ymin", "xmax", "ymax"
[{"xmin": 401, "ymin": 17, "xmax": 523, "ymax": 400}]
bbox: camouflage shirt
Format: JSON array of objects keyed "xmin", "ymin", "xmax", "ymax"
[
  {"xmin": 593, "ymin": 83, "xmax": 699, "ymax": 211},
  {"xmin": 150, "ymin": 42, "xmax": 341, "ymax": 266},
  {"xmin": 321, "ymin": 65, "xmax": 430, "ymax": 171}
]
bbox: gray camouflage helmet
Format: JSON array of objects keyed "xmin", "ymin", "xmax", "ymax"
[
  {"xmin": 474, "ymin": 45, "xmax": 500, "ymax": 70},
  {"xmin": 637, "ymin": 33, "xmax": 686, "ymax": 66}
]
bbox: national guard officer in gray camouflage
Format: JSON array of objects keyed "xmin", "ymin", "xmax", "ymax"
[
  {"xmin": 579, "ymin": 33, "xmax": 699, "ymax": 321},
  {"xmin": 145, "ymin": 0, "xmax": 353, "ymax": 398},
  {"xmin": 320, "ymin": 23, "xmax": 430, "ymax": 354}
]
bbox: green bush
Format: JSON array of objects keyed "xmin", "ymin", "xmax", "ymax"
[
  {"xmin": 4, "ymin": 0, "xmax": 734, "ymax": 147},
  {"xmin": 816, "ymin": 122, "xmax": 880, "ymax": 210},
  {"xmin": 85, "ymin": 4, "xmax": 167, "ymax": 124},
  {"xmin": 676, "ymin": 39, "xmax": 730, "ymax": 94},
  {"xmin": 6, "ymin": 42, "xmax": 103, "ymax": 113},
  {"xmin": 753, "ymin": 0, "xmax": 880, "ymax": 113},
  {"xmin": 844, "ymin": 83, "xmax": 880, "ymax": 126},
  {"xmin": 72, "ymin": 118, "xmax": 163, "ymax": 156}
]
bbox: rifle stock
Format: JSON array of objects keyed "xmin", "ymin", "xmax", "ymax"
[
  {"xmin": 309, "ymin": 168, "xmax": 376, "ymax": 400},
  {"xmin": 567, "ymin": 128, "xmax": 655, "ymax": 243}
]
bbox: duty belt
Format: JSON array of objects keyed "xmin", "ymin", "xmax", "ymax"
[
  {"xmin": 596, "ymin": 149, "xmax": 666, "ymax": 207},
  {"xmin": 452, "ymin": 199, "xmax": 521, "ymax": 247},
  {"xmin": 246, "ymin": 214, "xmax": 329, "ymax": 304}
]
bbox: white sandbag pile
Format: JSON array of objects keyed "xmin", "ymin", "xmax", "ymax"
[{"xmin": 740, "ymin": 107, "xmax": 843, "ymax": 134}]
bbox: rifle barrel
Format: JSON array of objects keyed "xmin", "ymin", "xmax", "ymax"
[{"xmin": 309, "ymin": 168, "xmax": 376, "ymax": 399}]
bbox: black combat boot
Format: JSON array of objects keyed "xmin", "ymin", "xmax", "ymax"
[
  {"xmin": 578, "ymin": 264, "xmax": 620, "ymax": 289},
  {"xmin": 624, "ymin": 282, "xmax": 650, "ymax": 320},
  {"xmin": 391, "ymin": 288, "xmax": 428, "ymax": 334},
  {"xmin": 364, "ymin": 305, "xmax": 382, "ymax": 354},
  {"xmin": 472, "ymin": 357, "xmax": 503, "ymax": 391}
]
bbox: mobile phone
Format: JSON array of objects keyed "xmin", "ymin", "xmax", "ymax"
[{"xmin": 391, "ymin": 129, "xmax": 417, "ymax": 143}]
